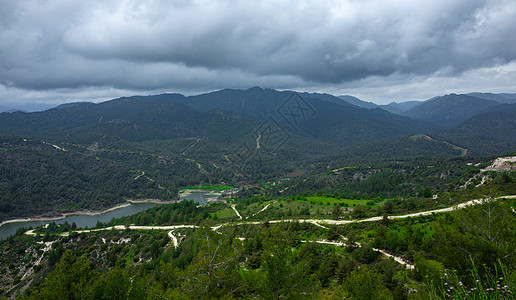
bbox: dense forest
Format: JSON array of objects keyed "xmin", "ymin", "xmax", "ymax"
[
  {"xmin": 0, "ymin": 168, "xmax": 514, "ymax": 299},
  {"xmin": 1, "ymin": 88, "xmax": 515, "ymax": 222},
  {"xmin": 0, "ymin": 131, "xmax": 504, "ymax": 223}
]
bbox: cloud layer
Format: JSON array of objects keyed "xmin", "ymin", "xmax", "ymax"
[{"xmin": 1, "ymin": 0, "xmax": 515, "ymax": 104}]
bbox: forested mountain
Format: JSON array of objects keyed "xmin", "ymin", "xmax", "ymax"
[
  {"xmin": 0, "ymin": 98, "xmax": 255, "ymax": 143},
  {"xmin": 0, "ymin": 87, "xmax": 515, "ymax": 223},
  {"xmin": 336, "ymin": 95, "xmax": 428, "ymax": 116},
  {"xmin": 467, "ymin": 92, "xmax": 516, "ymax": 104},
  {"xmin": 402, "ymin": 94, "xmax": 502, "ymax": 129},
  {"xmin": 338, "ymin": 95, "xmax": 378, "ymax": 109},
  {"xmin": 379, "ymin": 101, "xmax": 423, "ymax": 114},
  {"xmin": 0, "ymin": 135, "xmax": 209, "ymax": 222},
  {"xmin": 1, "ymin": 157, "xmax": 514, "ymax": 299},
  {"xmin": 440, "ymin": 110, "xmax": 516, "ymax": 156},
  {"xmin": 0, "ymin": 102, "xmax": 57, "ymax": 113},
  {"xmin": 336, "ymin": 96, "xmax": 428, "ymax": 115},
  {"xmin": 161, "ymin": 87, "xmax": 358, "ymax": 120},
  {"xmin": 0, "ymin": 87, "xmax": 430, "ymax": 147},
  {"xmin": 3, "ymin": 88, "xmax": 513, "ymax": 150}
]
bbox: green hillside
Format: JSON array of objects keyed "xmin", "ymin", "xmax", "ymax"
[{"xmin": 0, "ymin": 165, "xmax": 514, "ymax": 299}]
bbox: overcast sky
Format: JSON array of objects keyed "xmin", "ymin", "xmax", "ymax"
[{"xmin": 1, "ymin": 0, "xmax": 515, "ymax": 106}]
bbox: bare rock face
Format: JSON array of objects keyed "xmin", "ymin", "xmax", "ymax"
[{"xmin": 483, "ymin": 156, "xmax": 516, "ymax": 172}]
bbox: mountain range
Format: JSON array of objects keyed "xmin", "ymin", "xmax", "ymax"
[
  {"xmin": 467, "ymin": 92, "xmax": 516, "ymax": 104},
  {"xmin": 0, "ymin": 102, "xmax": 56, "ymax": 113},
  {"xmin": 1, "ymin": 87, "xmax": 514, "ymax": 155},
  {"xmin": 0, "ymin": 87, "xmax": 515, "ymax": 221},
  {"xmin": 339, "ymin": 92, "xmax": 516, "ymax": 118},
  {"xmin": 0, "ymin": 88, "xmax": 426, "ymax": 146}
]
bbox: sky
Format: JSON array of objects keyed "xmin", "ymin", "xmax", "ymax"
[{"xmin": 1, "ymin": 0, "xmax": 516, "ymax": 107}]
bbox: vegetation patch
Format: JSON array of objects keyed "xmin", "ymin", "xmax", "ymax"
[
  {"xmin": 304, "ymin": 196, "xmax": 378, "ymax": 207},
  {"xmin": 180, "ymin": 185, "xmax": 235, "ymax": 191}
]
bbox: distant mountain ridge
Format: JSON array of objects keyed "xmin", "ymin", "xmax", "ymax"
[
  {"xmin": 0, "ymin": 87, "xmax": 514, "ymax": 158},
  {"xmin": 379, "ymin": 101, "xmax": 423, "ymax": 114},
  {"xmin": 336, "ymin": 92, "xmax": 516, "ymax": 118},
  {"xmin": 336, "ymin": 95, "xmax": 424, "ymax": 114},
  {"xmin": 0, "ymin": 87, "xmax": 428, "ymax": 148},
  {"xmin": 441, "ymin": 109, "xmax": 516, "ymax": 156},
  {"xmin": 338, "ymin": 95, "xmax": 378, "ymax": 109},
  {"xmin": 467, "ymin": 92, "xmax": 516, "ymax": 104},
  {"xmin": 0, "ymin": 102, "xmax": 56, "ymax": 113},
  {"xmin": 402, "ymin": 94, "xmax": 503, "ymax": 129},
  {"xmin": 0, "ymin": 98, "xmax": 254, "ymax": 143}
]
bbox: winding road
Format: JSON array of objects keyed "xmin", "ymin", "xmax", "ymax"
[
  {"xmin": 231, "ymin": 204, "xmax": 242, "ymax": 220},
  {"xmin": 168, "ymin": 230, "xmax": 179, "ymax": 248},
  {"xmin": 249, "ymin": 201, "xmax": 276, "ymax": 219},
  {"xmin": 25, "ymin": 195, "xmax": 515, "ymax": 270}
]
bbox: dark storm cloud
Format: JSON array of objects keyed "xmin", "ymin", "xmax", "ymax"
[{"xmin": 0, "ymin": 0, "xmax": 515, "ymax": 103}]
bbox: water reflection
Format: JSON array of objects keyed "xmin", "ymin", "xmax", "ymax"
[{"xmin": 0, "ymin": 202, "xmax": 157, "ymax": 240}]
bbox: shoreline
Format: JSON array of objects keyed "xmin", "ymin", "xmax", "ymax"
[
  {"xmin": 179, "ymin": 189, "xmax": 222, "ymax": 197},
  {"xmin": 126, "ymin": 199, "xmax": 179, "ymax": 204},
  {"xmin": 0, "ymin": 199, "xmax": 180, "ymax": 228},
  {"xmin": 0, "ymin": 202, "xmax": 133, "ymax": 228}
]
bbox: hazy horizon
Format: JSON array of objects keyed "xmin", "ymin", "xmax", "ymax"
[{"xmin": 3, "ymin": 87, "xmax": 516, "ymax": 113}]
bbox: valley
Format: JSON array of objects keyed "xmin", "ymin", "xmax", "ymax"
[
  {"xmin": 0, "ymin": 88, "xmax": 515, "ymax": 299},
  {"xmin": 0, "ymin": 166, "xmax": 514, "ymax": 298},
  {"xmin": 2, "ymin": 1, "xmax": 516, "ymax": 298}
]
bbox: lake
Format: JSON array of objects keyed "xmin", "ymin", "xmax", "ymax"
[{"xmin": 0, "ymin": 202, "xmax": 157, "ymax": 240}]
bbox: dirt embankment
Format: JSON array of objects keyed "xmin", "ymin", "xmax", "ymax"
[{"xmin": 482, "ymin": 156, "xmax": 516, "ymax": 172}]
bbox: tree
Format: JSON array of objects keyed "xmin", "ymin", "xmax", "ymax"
[
  {"xmin": 346, "ymin": 231, "xmax": 358, "ymax": 252},
  {"xmin": 259, "ymin": 227, "xmax": 312, "ymax": 298},
  {"xmin": 383, "ymin": 199, "xmax": 394, "ymax": 214},
  {"xmin": 326, "ymin": 226, "xmax": 340, "ymax": 241},
  {"xmin": 31, "ymin": 250, "xmax": 95, "ymax": 299},
  {"xmin": 352, "ymin": 205, "xmax": 367, "ymax": 218},
  {"xmin": 413, "ymin": 251, "xmax": 445, "ymax": 285},
  {"xmin": 420, "ymin": 187, "xmax": 432, "ymax": 198},
  {"xmin": 336, "ymin": 257, "xmax": 356, "ymax": 283},
  {"xmin": 436, "ymin": 200, "xmax": 515, "ymax": 276},
  {"xmin": 180, "ymin": 222, "xmax": 242, "ymax": 298},
  {"xmin": 91, "ymin": 269, "xmax": 130, "ymax": 300},
  {"xmin": 344, "ymin": 266, "xmax": 393, "ymax": 300},
  {"xmin": 332, "ymin": 205, "xmax": 342, "ymax": 220},
  {"xmin": 353, "ymin": 243, "xmax": 378, "ymax": 264}
]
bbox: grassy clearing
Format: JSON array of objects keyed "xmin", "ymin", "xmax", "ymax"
[
  {"xmin": 255, "ymin": 200, "xmax": 347, "ymax": 219},
  {"xmin": 304, "ymin": 196, "xmax": 377, "ymax": 207},
  {"xmin": 238, "ymin": 200, "xmax": 276, "ymax": 218},
  {"xmin": 212, "ymin": 206, "xmax": 239, "ymax": 220},
  {"xmin": 410, "ymin": 134, "xmax": 429, "ymax": 141}
]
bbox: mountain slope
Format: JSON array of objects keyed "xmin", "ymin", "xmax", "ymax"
[
  {"xmin": 379, "ymin": 101, "xmax": 423, "ymax": 114},
  {"xmin": 172, "ymin": 87, "xmax": 358, "ymax": 119},
  {"xmin": 467, "ymin": 92, "xmax": 516, "ymax": 104},
  {"xmin": 338, "ymin": 95, "xmax": 378, "ymax": 109},
  {"xmin": 0, "ymin": 98, "xmax": 256, "ymax": 143},
  {"xmin": 402, "ymin": 94, "xmax": 501, "ymax": 129},
  {"xmin": 0, "ymin": 87, "xmax": 431, "ymax": 148},
  {"xmin": 0, "ymin": 135, "xmax": 179, "ymax": 222},
  {"xmin": 440, "ymin": 107, "xmax": 516, "ymax": 156},
  {"xmin": 170, "ymin": 87, "xmax": 430, "ymax": 144}
]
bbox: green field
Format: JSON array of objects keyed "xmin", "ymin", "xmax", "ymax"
[
  {"xmin": 303, "ymin": 196, "xmax": 377, "ymax": 207},
  {"xmin": 180, "ymin": 185, "xmax": 235, "ymax": 191},
  {"xmin": 212, "ymin": 206, "xmax": 239, "ymax": 220}
]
